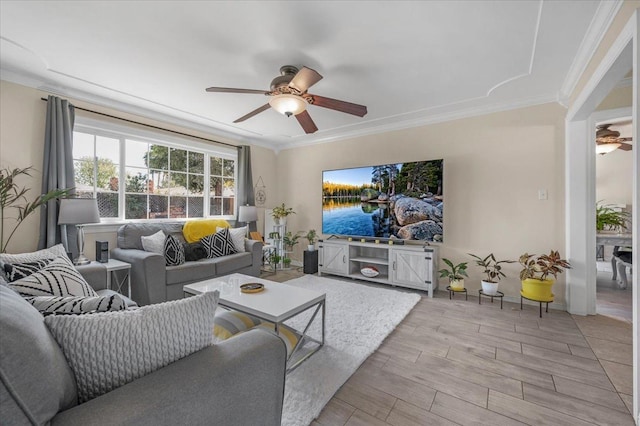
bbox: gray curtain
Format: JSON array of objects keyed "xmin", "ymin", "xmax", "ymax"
[
  {"xmin": 237, "ymin": 145, "xmax": 257, "ymax": 232},
  {"xmin": 38, "ymin": 95, "xmax": 76, "ymax": 254}
]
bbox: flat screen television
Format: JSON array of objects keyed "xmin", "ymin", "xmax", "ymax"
[{"xmin": 322, "ymin": 159, "xmax": 443, "ymax": 242}]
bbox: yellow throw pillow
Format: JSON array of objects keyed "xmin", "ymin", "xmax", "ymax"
[{"xmin": 183, "ymin": 219, "xmax": 230, "ymax": 243}]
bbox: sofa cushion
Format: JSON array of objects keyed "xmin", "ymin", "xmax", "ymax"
[
  {"xmin": 165, "ymin": 259, "xmax": 217, "ymax": 286},
  {"xmin": 218, "ymin": 226, "xmax": 247, "ymax": 253},
  {"xmin": 117, "ymin": 222, "xmax": 185, "ymax": 250},
  {"xmin": 210, "ymin": 252, "xmax": 252, "ymax": 276},
  {"xmin": 8, "ymin": 256, "xmax": 98, "ymax": 298},
  {"xmin": 164, "ymin": 234, "xmax": 186, "ymax": 266},
  {"xmin": 0, "ymin": 285, "xmax": 77, "ymax": 424},
  {"xmin": 182, "ymin": 219, "xmax": 230, "ymax": 243},
  {"xmin": 45, "ymin": 291, "xmax": 219, "ymax": 403},
  {"xmin": 0, "ymin": 243, "xmax": 68, "ymax": 265},
  {"xmin": 201, "ymin": 228, "xmax": 237, "ymax": 258},
  {"xmin": 141, "ymin": 230, "xmax": 166, "ymax": 254}
]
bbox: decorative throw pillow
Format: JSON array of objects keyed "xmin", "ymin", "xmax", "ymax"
[
  {"xmin": 45, "ymin": 291, "xmax": 219, "ymax": 403},
  {"xmin": 217, "ymin": 226, "xmax": 246, "ymax": 253},
  {"xmin": 4, "ymin": 258, "xmax": 55, "ymax": 282},
  {"xmin": 164, "ymin": 234, "xmax": 185, "ymax": 266},
  {"xmin": 201, "ymin": 228, "xmax": 238, "ymax": 258},
  {"xmin": 182, "ymin": 219, "xmax": 231, "ymax": 243},
  {"xmin": 8, "ymin": 256, "xmax": 98, "ymax": 298},
  {"xmin": 0, "ymin": 243, "xmax": 68, "ymax": 265},
  {"xmin": 141, "ymin": 230, "xmax": 166, "ymax": 254},
  {"xmin": 183, "ymin": 241, "xmax": 207, "ymax": 262},
  {"xmin": 26, "ymin": 293, "xmax": 127, "ymax": 316}
]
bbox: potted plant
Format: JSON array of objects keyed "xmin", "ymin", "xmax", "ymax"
[
  {"xmin": 596, "ymin": 202, "xmax": 629, "ymax": 232},
  {"xmin": 519, "ymin": 250, "xmax": 571, "ymax": 300},
  {"xmin": 438, "ymin": 258, "xmax": 468, "ymax": 290},
  {"xmin": 1, "ymin": 166, "xmax": 72, "ymax": 253},
  {"xmin": 283, "ymin": 257, "xmax": 292, "ymax": 269},
  {"xmin": 269, "ymin": 253, "xmax": 282, "ymax": 269},
  {"xmin": 305, "ymin": 229, "xmax": 317, "ymax": 251},
  {"xmin": 271, "ymin": 203, "xmax": 295, "ymax": 226},
  {"xmin": 283, "ymin": 231, "xmax": 302, "ymax": 252},
  {"xmin": 468, "ymin": 253, "xmax": 515, "ymax": 295}
]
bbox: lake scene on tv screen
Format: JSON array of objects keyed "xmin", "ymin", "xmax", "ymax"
[{"xmin": 322, "ymin": 160, "xmax": 443, "ymax": 242}]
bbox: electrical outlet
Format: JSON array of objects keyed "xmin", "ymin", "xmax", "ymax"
[{"xmin": 538, "ymin": 189, "xmax": 548, "ymax": 200}]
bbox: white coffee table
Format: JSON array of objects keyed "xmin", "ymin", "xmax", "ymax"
[{"xmin": 183, "ymin": 273, "xmax": 326, "ymax": 372}]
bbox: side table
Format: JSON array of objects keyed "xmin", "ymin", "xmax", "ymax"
[
  {"xmin": 303, "ymin": 250, "xmax": 318, "ymax": 274},
  {"xmin": 103, "ymin": 259, "xmax": 132, "ymax": 298}
]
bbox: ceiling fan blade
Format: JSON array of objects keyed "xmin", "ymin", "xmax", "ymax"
[
  {"xmin": 206, "ymin": 87, "xmax": 270, "ymax": 95},
  {"xmin": 289, "ymin": 67, "xmax": 323, "ymax": 93},
  {"xmin": 309, "ymin": 94, "xmax": 367, "ymax": 117},
  {"xmin": 233, "ymin": 104, "xmax": 271, "ymax": 123},
  {"xmin": 619, "ymin": 143, "xmax": 633, "ymax": 151},
  {"xmin": 295, "ymin": 110, "xmax": 318, "ymax": 134}
]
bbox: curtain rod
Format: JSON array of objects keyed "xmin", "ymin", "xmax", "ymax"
[{"xmin": 40, "ymin": 97, "xmax": 238, "ymax": 149}]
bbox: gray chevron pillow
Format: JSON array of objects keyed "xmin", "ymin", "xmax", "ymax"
[
  {"xmin": 26, "ymin": 293, "xmax": 127, "ymax": 315},
  {"xmin": 8, "ymin": 256, "xmax": 97, "ymax": 298}
]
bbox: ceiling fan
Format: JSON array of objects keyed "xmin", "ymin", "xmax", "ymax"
[
  {"xmin": 206, "ymin": 65, "xmax": 367, "ymax": 134},
  {"xmin": 596, "ymin": 124, "xmax": 632, "ymax": 154}
]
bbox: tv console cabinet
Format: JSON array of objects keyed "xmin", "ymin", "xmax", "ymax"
[{"xmin": 318, "ymin": 239, "xmax": 439, "ymax": 297}]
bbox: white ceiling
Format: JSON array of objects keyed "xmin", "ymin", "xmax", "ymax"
[{"xmin": 0, "ymin": 1, "xmax": 616, "ymax": 150}]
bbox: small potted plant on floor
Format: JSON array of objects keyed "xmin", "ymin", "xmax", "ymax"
[
  {"xmin": 283, "ymin": 257, "xmax": 292, "ymax": 269},
  {"xmin": 468, "ymin": 253, "xmax": 514, "ymax": 295},
  {"xmin": 271, "ymin": 203, "xmax": 295, "ymax": 226},
  {"xmin": 519, "ymin": 250, "xmax": 571, "ymax": 300},
  {"xmin": 438, "ymin": 258, "xmax": 468, "ymax": 290},
  {"xmin": 305, "ymin": 229, "xmax": 317, "ymax": 251}
]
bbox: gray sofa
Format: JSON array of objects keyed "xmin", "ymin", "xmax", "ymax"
[
  {"xmin": 112, "ymin": 222, "xmax": 263, "ymax": 305},
  {"xmin": 0, "ymin": 284, "xmax": 287, "ymax": 425}
]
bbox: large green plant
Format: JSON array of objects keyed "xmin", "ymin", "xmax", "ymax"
[
  {"xmin": 0, "ymin": 167, "xmax": 72, "ymax": 253},
  {"xmin": 596, "ymin": 202, "xmax": 629, "ymax": 232},
  {"xmin": 518, "ymin": 250, "xmax": 571, "ymax": 281}
]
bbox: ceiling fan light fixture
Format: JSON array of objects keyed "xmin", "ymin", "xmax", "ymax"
[
  {"xmin": 269, "ymin": 94, "xmax": 306, "ymax": 117},
  {"xmin": 596, "ymin": 142, "xmax": 621, "ymax": 155}
]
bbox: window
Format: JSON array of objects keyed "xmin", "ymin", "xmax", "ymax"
[{"xmin": 73, "ymin": 118, "xmax": 236, "ymax": 221}]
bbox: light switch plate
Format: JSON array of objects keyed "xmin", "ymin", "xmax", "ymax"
[{"xmin": 538, "ymin": 189, "xmax": 548, "ymax": 200}]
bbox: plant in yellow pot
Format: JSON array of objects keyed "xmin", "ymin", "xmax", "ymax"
[
  {"xmin": 438, "ymin": 258, "xmax": 468, "ymax": 290},
  {"xmin": 519, "ymin": 250, "xmax": 571, "ymax": 300}
]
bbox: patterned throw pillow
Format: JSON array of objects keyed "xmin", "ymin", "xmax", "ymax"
[
  {"xmin": 45, "ymin": 291, "xmax": 219, "ymax": 402},
  {"xmin": 26, "ymin": 293, "xmax": 127, "ymax": 316},
  {"xmin": 4, "ymin": 258, "xmax": 55, "ymax": 282},
  {"xmin": 164, "ymin": 234, "xmax": 185, "ymax": 266},
  {"xmin": 0, "ymin": 244, "xmax": 68, "ymax": 265},
  {"xmin": 141, "ymin": 230, "xmax": 166, "ymax": 254},
  {"xmin": 8, "ymin": 256, "xmax": 98, "ymax": 298},
  {"xmin": 201, "ymin": 228, "xmax": 238, "ymax": 258},
  {"xmin": 217, "ymin": 226, "xmax": 246, "ymax": 253}
]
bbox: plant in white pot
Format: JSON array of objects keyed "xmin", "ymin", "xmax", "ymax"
[
  {"xmin": 468, "ymin": 253, "xmax": 515, "ymax": 295},
  {"xmin": 271, "ymin": 203, "xmax": 295, "ymax": 226},
  {"xmin": 305, "ymin": 229, "xmax": 317, "ymax": 251},
  {"xmin": 438, "ymin": 258, "xmax": 468, "ymax": 290}
]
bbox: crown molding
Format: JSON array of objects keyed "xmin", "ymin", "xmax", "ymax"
[{"xmin": 559, "ymin": 0, "xmax": 623, "ymax": 102}]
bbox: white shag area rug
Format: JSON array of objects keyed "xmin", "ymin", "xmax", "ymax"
[{"xmin": 279, "ymin": 275, "xmax": 421, "ymax": 426}]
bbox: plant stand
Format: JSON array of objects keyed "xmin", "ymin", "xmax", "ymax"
[
  {"xmin": 520, "ymin": 292, "xmax": 553, "ymax": 318},
  {"xmin": 478, "ymin": 289, "xmax": 504, "ymax": 309},
  {"xmin": 446, "ymin": 286, "xmax": 467, "ymax": 301}
]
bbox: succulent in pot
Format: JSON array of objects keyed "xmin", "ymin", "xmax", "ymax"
[
  {"xmin": 468, "ymin": 253, "xmax": 514, "ymax": 295},
  {"xmin": 438, "ymin": 258, "xmax": 468, "ymax": 290}
]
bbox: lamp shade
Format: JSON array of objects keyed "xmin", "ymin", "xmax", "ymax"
[
  {"xmin": 595, "ymin": 142, "xmax": 621, "ymax": 155},
  {"xmin": 58, "ymin": 198, "xmax": 101, "ymax": 225},
  {"xmin": 268, "ymin": 94, "xmax": 307, "ymax": 116},
  {"xmin": 238, "ymin": 205, "xmax": 258, "ymax": 223}
]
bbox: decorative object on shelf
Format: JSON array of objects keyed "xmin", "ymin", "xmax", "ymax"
[
  {"xmin": 238, "ymin": 204, "xmax": 258, "ymax": 238},
  {"xmin": 271, "ymin": 203, "xmax": 295, "ymax": 226},
  {"xmin": 519, "ymin": 251, "xmax": 570, "ymax": 316},
  {"xmin": 0, "ymin": 166, "xmax": 72, "ymax": 253},
  {"xmin": 468, "ymin": 253, "xmax": 514, "ymax": 296},
  {"xmin": 240, "ymin": 283, "xmax": 265, "ymax": 294},
  {"xmin": 57, "ymin": 198, "xmax": 101, "ymax": 265},
  {"xmin": 283, "ymin": 257, "xmax": 292, "ymax": 268},
  {"xmin": 269, "ymin": 253, "xmax": 282, "ymax": 268},
  {"xmin": 438, "ymin": 258, "xmax": 468, "ymax": 290},
  {"xmin": 305, "ymin": 229, "xmax": 317, "ymax": 251},
  {"xmin": 596, "ymin": 202, "xmax": 629, "ymax": 232},
  {"xmin": 360, "ymin": 266, "xmax": 379, "ymax": 278}
]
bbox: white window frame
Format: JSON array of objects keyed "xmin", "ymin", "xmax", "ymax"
[{"xmin": 74, "ymin": 116, "xmax": 238, "ymax": 223}]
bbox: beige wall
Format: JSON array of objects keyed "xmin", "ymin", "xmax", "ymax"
[
  {"xmin": 596, "ymin": 148, "xmax": 634, "ymax": 207},
  {"xmin": 277, "ymin": 103, "xmax": 567, "ymax": 302},
  {"xmin": 0, "ymin": 80, "xmax": 278, "ymax": 256}
]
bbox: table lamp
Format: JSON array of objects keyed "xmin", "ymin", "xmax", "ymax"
[
  {"xmin": 58, "ymin": 198, "xmax": 101, "ymax": 265},
  {"xmin": 238, "ymin": 205, "xmax": 258, "ymax": 238}
]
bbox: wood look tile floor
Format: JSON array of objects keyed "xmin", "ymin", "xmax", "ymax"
[{"xmin": 264, "ymin": 270, "xmax": 634, "ymax": 426}]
